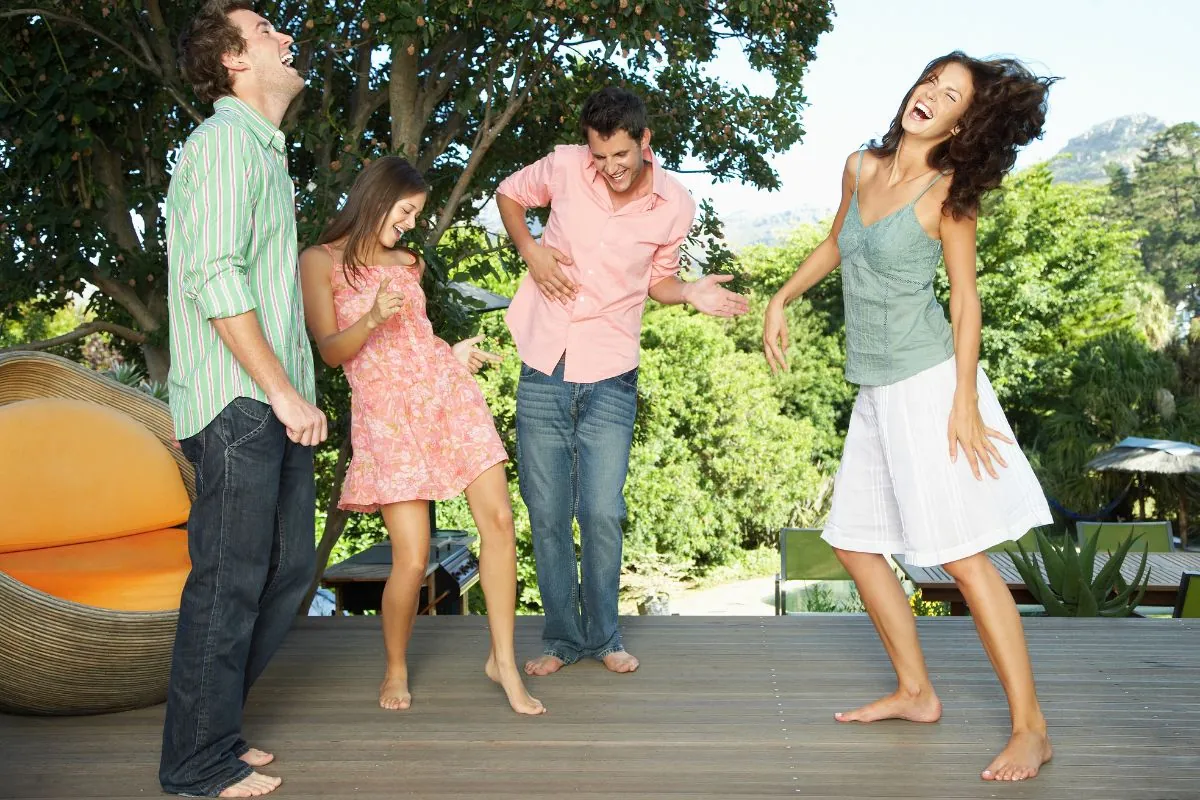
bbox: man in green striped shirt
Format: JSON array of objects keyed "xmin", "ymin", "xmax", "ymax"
[{"xmin": 160, "ymin": 3, "xmax": 325, "ymax": 797}]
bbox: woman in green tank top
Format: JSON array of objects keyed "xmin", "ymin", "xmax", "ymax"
[{"xmin": 764, "ymin": 52, "xmax": 1059, "ymax": 782}]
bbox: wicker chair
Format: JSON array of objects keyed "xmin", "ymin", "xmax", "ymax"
[{"xmin": 0, "ymin": 350, "xmax": 194, "ymax": 715}]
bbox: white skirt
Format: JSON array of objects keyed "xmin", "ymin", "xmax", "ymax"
[{"xmin": 822, "ymin": 356, "xmax": 1052, "ymax": 567}]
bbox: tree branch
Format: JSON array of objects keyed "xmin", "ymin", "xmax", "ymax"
[
  {"xmin": 0, "ymin": 320, "xmax": 146, "ymax": 354},
  {"xmin": 90, "ymin": 269, "xmax": 161, "ymax": 333},
  {"xmin": 2, "ymin": 8, "xmax": 158, "ymax": 73},
  {"xmin": 2, "ymin": 7, "xmax": 205, "ymax": 123},
  {"xmin": 430, "ymin": 31, "xmax": 565, "ymax": 243}
]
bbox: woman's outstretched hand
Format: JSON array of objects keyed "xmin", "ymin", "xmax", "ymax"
[{"xmin": 452, "ymin": 335, "xmax": 503, "ymax": 374}]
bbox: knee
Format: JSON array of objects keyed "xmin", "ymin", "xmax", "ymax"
[
  {"xmin": 941, "ymin": 553, "xmax": 988, "ymax": 585},
  {"xmin": 391, "ymin": 552, "xmax": 427, "ymax": 582},
  {"xmin": 579, "ymin": 499, "xmax": 624, "ymax": 532},
  {"xmin": 480, "ymin": 503, "xmax": 515, "ymax": 538}
]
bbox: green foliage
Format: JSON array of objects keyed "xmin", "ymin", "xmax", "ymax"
[
  {"xmin": 1009, "ymin": 529, "xmax": 1150, "ymax": 617},
  {"xmin": 105, "ymin": 361, "xmax": 170, "ymax": 403},
  {"xmin": 908, "ymin": 589, "xmax": 949, "ymax": 617},
  {"xmin": 964, "ymin": 164, "xmax": 1162, "ymax": 408},
  {"xmin": 792, "ymin": 582, "xmax": 863, "ymax": 613},
  {"xmin": 1, "ymin": 0, "xmax": 833, "ymax": 379},
  {"xmin": 1108, "ymin": 123, "xmax": 1200, "ymax": 317},
  {"xmin": 1025, "ymin": 331, "xmax": 1200, "ymax": 514}
]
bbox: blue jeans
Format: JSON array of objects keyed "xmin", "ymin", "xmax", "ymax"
[
  {"xmin": 159, "ymin": 398, "xmax": 316, "ymax": 796},
  {"xmin": 516, "ymin": 358, "xmax": 638, "ymax": 664}
]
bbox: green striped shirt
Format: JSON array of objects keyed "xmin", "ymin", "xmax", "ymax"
[{"xmin": 166, "ymin": 96, "xmax": 315, "ymax": 439}]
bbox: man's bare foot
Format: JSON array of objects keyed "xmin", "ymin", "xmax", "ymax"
[
  {"xmin": 981, "ymin": 729, "xmax": 1053, "ymax": 781},
  {"xmin": 379, "ymin": 673, "xmax": 411, "ymax": 711},
  {"xmin": 238, "ymin": 748, "xmax": 274, "ymax": 768},
  {"xmin": 524, "ymin": 654, "xmax": 565, "ymax": 676},
  {"xmin": 486, "ymin": 652, "xmax": 547, "ymax": 715},
  {"xmin": 834, "ymin": 688, "xmax": 942, "ymax": 723},
  {"xmin": 602, "ymin": 651, "xmax": 639, "ymax": 674},
  {"xmin": 218, "ymin": 771, "xmax": 281, "ymax": 798}
]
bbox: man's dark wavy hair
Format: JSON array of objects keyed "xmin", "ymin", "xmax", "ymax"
[
  {"xmin": 579, "ymin": 87, "xmax": 647, "ymax": 141},
  {"xmin": 869, "ymin": 52, "xmax": 1061, "ymax": 219},
  {"xmin": 179, "ymin": 0, "xmax": 255, "ymax": 105}
]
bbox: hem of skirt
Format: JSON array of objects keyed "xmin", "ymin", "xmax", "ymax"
[
  {"xmin": 338, "ymin": 455, "xmax": 508, "ymax": 513},
  {"xmin": 820, "ymin": 526, "xmax": 906, "ymax": 559},
  {"xmin": 899, "ymin": 510, "xmax": 1054, "ymax": 568}
]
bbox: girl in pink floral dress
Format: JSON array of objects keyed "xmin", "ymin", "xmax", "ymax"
[{"xmin": 299, "ymin": 157, "xmax": 543, "ymax": 716}]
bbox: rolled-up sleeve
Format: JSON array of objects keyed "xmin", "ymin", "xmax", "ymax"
[
  {"xmin": 649, "ymin": 193, "xmax": 697, "ymax": 286},
  {"xmin": 180, "ymin": 127, "xmax": 258, "ymax": 320},
  {"xmin": 497, "ymin": 149, "xmax": 556, "ymax": 209}
]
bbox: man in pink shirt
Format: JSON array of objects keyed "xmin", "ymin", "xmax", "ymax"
[{"xmin": 497, "ymin": 88, "xmax": 748, "ymax": 676}]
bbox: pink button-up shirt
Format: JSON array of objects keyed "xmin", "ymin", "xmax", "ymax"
[{"xmin": 497, "ymin": 144, "xmax": 696, "ymax": 383}]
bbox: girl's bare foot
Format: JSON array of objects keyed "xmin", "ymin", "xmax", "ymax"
[
  {"xmin": 834, "ymin": 688, "xmax": 942, "ymax": 723},
  {"xmin": 487, "ymin": 652, "xmax": 546, "ymax": 715},
  {"xmin": 238, "ymin": 748, "xmax": 274, "ymax": 768},
  {"xmin": 981, "ymin": 729, "xmax": 1053, "ymax": 781},
  {"xmin": 601, "ymin": 651, "xmax": 639, "ymax": 673},
  {"xmin": 218, "ymin": 771, "xmax": 281, "ymax": 797},
  {"xmin": 379, "ymin": 672, "xmax": 411, "ymax": 711},
  {"xmin": 523, "ymin": 654, "xmax": 565, "ymax": 676}
]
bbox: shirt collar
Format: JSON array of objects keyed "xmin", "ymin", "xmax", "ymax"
[
  {"xmin": 586, "ymin": 144, "xmax": 669, "ymax": 206},
  {"xmin": 214, "ymin": 96, "xmax": 287, "ymax": 153}
]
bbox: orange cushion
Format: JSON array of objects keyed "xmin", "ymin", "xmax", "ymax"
[
  {"xmin": 0, "ymin": 397, "xmax": 190, "ymax": 553},
  {"xmin": 0, "ymin": 528, "xmax": 190, "ymax": 611}
]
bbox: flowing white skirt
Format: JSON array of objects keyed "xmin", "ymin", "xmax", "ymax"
[{"xmin": 822, "ymin": 356, "xmax": 1053, "ymax": 567}]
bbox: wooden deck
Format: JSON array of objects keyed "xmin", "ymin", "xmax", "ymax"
[{"xmin": 2, "ymin": 615, "xmax": 1199, "ymax": 799}]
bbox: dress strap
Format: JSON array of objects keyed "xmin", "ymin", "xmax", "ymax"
[
  {"xmin": 854, "ymin": 150, "xmax": 866, "ymax": 192},
  {"xmin": 912, "ymin": 171, "xmax": 946, "ymax": 203}
]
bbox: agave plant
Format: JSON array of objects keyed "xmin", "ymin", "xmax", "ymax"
[
  {"xmin": 105, "ymin": 363, "xmax": 170, "ymax": 404},
  {"xmin": 1008, "ymin": 528, "xmax": 1151, "ymax": 617}
]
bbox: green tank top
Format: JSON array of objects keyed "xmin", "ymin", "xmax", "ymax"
[{"xmin": 836, "ymin": 150, "xmax": 955, "ymax": 386}]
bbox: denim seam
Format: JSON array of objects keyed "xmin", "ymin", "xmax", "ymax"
[{"xmin": 259, "ymin": 498, "xmax": 286, "ymax": 602}]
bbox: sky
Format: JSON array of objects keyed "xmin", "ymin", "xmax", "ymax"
[{"xmin": 676, "ymin": 0, "xmax": 1200, "ymax": 218}]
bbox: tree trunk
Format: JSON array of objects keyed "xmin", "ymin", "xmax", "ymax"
[
  {"xmin": 300, "ymin": 434, "xmax": 354, "ymax": 613},
  {"xmin": 142, "ymin": 341, "xmax": 170, "ymax": 384}
]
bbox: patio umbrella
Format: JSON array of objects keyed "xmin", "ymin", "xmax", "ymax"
[{"xmin": 1085, "ymin": 437, "xmax": 1200, "ymax": 548}]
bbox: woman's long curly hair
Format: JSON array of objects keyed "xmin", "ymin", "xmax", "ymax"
[{"xmin": 869, "ymin": 52, "xmax": 1060, "ymax": 219}]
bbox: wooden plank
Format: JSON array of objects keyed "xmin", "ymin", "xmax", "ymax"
[{"xmin": 0, "ymin": 616, "xmax": 1197, "ymax": 800}]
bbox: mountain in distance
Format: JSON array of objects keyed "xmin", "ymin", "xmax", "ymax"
[
  {"xmin": 718, "ymin": 206, "xmax": 830, "ymax": 250},
  {"xmin": 1049, "ymin": 113, "xmax": 1166, "ymax": 184}
]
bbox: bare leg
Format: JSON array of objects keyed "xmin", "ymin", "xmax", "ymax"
[
  {"xmin": 464, "ymin": 464, "xmax": 546, "ymax": 715},
  {"xmin": 377, "ymin": 500, "xmax": 432, "ymax": 711},
  {"xmin": 831, "ymin": 549, "xmax": 942, "ymax": 723},
  {"xmin": 942, "ymin": 553, "xmax": 1051, "ymax": 781},
  {"xmin": 218, "ymin": 772, "xmax": 281, "ymax": 797}
]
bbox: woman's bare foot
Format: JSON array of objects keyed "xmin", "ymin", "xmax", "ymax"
[
  {"xmin": 486, "ymin": 652, "xmax": 547, "ymax": 715},
  {"xmin": 602, "ymin": 651, "xmax": 639, "ymax": 674},
  {"xmin": 379, "ymin": 672, "xmax": 411, "ymax": 711},
  {"xmin": 834, "ymin": 688, "xmax": 942, "ymax": 723},
  {"xmin": 524, "ymin": 654, "xmax": 565, "ymax": 676},
  {"xmin": 238, "ymin": 748, "xmax": 274, "ymax": 768},
  {"xmin": 981, "ymin": 729, "xmax": 1052, "ymax": 781},
  {"xmin": 219, "ymin": 771, "xmax": 281, "ymax": 797}
]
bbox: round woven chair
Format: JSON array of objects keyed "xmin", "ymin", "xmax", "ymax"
[{"xmin": 0, "ymin": 350, "xmax": 194, "ymax": 715}]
